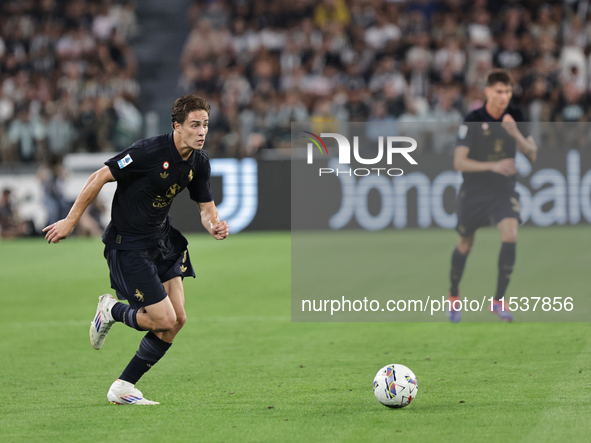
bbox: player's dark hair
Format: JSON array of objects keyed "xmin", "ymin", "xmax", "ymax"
[
  {"xmin": 171, "ymin": 95, "xmax": 211, "ymax": 128},
  {"xmin": 486, "ymin": 69, "xmax": 513, "ymax": 87}
]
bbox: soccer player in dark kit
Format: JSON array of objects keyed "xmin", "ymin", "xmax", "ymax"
[
  {"xmin": 447, "ymin": 70, "xmax": 537, "ymax": 323},
  {"xmin": 43, "ymin": 95, "xmax": 229, "ymax": 404}
]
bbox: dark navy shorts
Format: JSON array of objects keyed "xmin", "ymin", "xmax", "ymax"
[
  {"xmin": 455, "ymin": 187, "xmax": 521, "ymax": 237},
  {"xmin": 104, "ymin": 227, "xmax": 195, "ymax": 309}
]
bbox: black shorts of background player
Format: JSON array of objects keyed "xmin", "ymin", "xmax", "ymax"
[
  {"xmin": 447, "ymin": 69, "xmax": 538, "ymax": 323},
  {"xmin": 43, "ymin": 95, "xmax": 230, "ymax": 404}
]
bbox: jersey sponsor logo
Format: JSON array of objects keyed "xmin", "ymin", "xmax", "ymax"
[
  {"xmin": 134, "ymin": 289, "xmax": 144, "ymax": 302},
  {"xmin": 487, "ymin": 139, "xmax": 506, "ymax": 161},
  {"xmin": 166, "ymin": 183, "xmax": 181, "ymax": 198},
  {"xmin": 458, "ymin": 124, "xmax": 468, "ymax": 140},
  {"xmin": 117, "ymin": 154, "xmax": 133, "ymax": 169},
  {"xmin": 160, "ymin": 171, "xmax": 169, "ymax": 179},
  {"xmin": 482, "ymin": 123, "xmax": 490, "ymax": 136},
  {"xmin": 153, "ymin": 195, "xmax": 172, "ymax": 208}
]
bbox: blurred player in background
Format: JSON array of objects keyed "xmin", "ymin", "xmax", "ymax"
[
  {"xmin": 447, "ymin": 69, "xmax": 537, "ymax": 323},
  {"xmin": 43, "ymin": 95, "xmax": 229, "ymax": 404}
]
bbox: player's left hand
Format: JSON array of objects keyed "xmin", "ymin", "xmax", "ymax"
[
  {"xmin": 501, "ymin": 114, "xmax": 519, "ymax": 138},
  {"xmin": 211, "ymin": 220, "xmax": 229, "ymax": 240}
]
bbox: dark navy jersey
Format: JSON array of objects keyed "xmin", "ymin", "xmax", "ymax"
[
  {"xmin": 102, "ymin": 133, "xmax": 213, "ymax": 250},
  {"xmin": 456, "ymin": 103, "xmax": 530, "ymax": 192}
]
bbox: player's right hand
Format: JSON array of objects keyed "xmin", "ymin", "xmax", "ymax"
[
  {"xmin": 42, "ymin": 219, "xmax": 77, "ymax": 244},
  {"xmin": 491, "ymin": 158, "xmax": 517, "ymax": 176}
]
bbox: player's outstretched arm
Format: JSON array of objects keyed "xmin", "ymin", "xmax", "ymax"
[
  {"xmin": 501, "ymin": 114, "xmax": 537, "ymax": 162},
  {"xmin": 454, "ymin": 146, "xmax": 517, "ymax": 176},
  {"xmin": 43, "ymin": 166, "xmax": 115, "ymax": 244},
  {"xmin": 198, "ymin": 201, "xmax": 229, "ymax": 240}
]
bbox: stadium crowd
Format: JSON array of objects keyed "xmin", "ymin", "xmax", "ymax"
[
  {"xmin": 0, "ymin": 0, "xmax": 141, "ymax": 164},
  {"xmin": 1, "ymin": 0, "xmax": 591, "ymax": 164},
  {"xmin": 179, "ymin": 0, "xmax": 591, "ymax": 157}
]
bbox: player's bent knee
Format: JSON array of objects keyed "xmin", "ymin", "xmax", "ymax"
[
  {"xmin": 163, "ymin": 315, "xmax": 178, "ymax": 331},
  {"xmin": 154, "ymin": 313, "xmax": 177, "ymax": 332},
  {"xmin": 457, "ymin": 237, "xmax": 474, "ymax": 255},
  {"xmin": 500, "ymin": 230, "xmax": 517, "ymax": 243},
  {"xmin": 460, "ymin": 244, "xmax": 472, "ymax": 255}
]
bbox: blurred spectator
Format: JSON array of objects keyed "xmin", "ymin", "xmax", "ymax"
[
  {"xmin": 112, "ymin": 2, "xmax": 140, "ymax": 39},
  {"xmin": 553, "ymin": 83, "xmax": 589, "ymax": 122},
  {"xmin": 112, "ymin": 93, "xmax": 142, "ymax": 151},
  {"xmin": 77, "ymin": 199, "xmax": 107, "ymax": 237},
  {"xmin": 434, "ymin": 37, "xmax": 466, "ymax": 75},
  {"xmin": 467, "ymin": 8, "xmax": 494, "ymax": 50},
  {"xmin": 0, "ymin": 91, "xmax": 15, "ymax": 124},
  {"xmin": 465, "ymin": 51, "xmax": 493, "ymax": 90},
  {"xmin": 368, "ymin": 57, "xmax": 406, "ymax": 95},
  {"xmin": 552, "ymin": 83, "xmax": 589, "ymax": 150},
  {"xmin": 406, "ymin": 32, "xmax": 433, "ymax": 97},
  {"xmin": 75, "ymin": 98, "xmax": 115, "ymax": 152},
  {"xmin": 93, "ymin": 2, "xmax": 118, "ymax": 41},
  {"xmin": 44, "ymin": 101, "xmax": 76, "ymax": 156},
  {"xmin": 0, "ymin": 188, "xmax": 30, "ymax": 239},
  {"xmin": 526, "ymin": 77, "xmax": 554, "ymax": 133},
  {"xmin": 7, "ymin": 105, "xmax": 46, "ymax": 162},
  {"xmin": 365, "ymin": 11, "xmax": 400, "ymax": 51},
  {"xmin": 498, "ymin": 6, "xmax": 528, "ymax": 38},
  {"xmin": 276, "ymin": 91, "xmax": 309, "ymax": 134},
  {"xmin": 562, "ymin": 14, "xmax": 589, "ymax": 50},
  {"xmin": 344, "ymin": 87, "xmax": 370, "ymax": 122},
  {"xmin": 432, "ymin": 13, "xmax": 466, "ymax": 47},
  {"xmin": 559, "ymin": 39, "xmax": 587, "ymax": 92},
  {"xmin": 310, "ymin": 99, "xmax": 339, "ymax": 134},
  {"xmin": 222, "ymin": 65, "xmax": 253, "ymax": 107},
  {"xmin": 366, "ymin": 100, "xmax": 396, "ymax": 142},
  {"xmin": 427, "ymin": 88, "xmax": 463, "ymax": 153},
  {"xmin": 429, "ymin": 88, "xmax": 462, "ymax": 123},
  {"xmin": 215, "ymin": 101, "xmax": 242, "ymax": 158},
  {"xmin": 493, "ymin": 33, "xmax": 526, "ymax": 72},
  {"xmin": 314, "ymin": 0, "xmax": 351, "ymax": 29},
  {"xmin": 239, "ymin": 95, "xmax": 276, "ymax": 152},
  {"xmin": 37, "ymin": 154, "xmax": 70, "ymax": 226},
  {"xmin": 529, "ymin": 4, "xmax": 559, "ymax": 42}
]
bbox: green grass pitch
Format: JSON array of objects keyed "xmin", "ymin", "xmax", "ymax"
[{"xmin": 0, "ymin": 227, "xmax": 590, "ymax": 442}]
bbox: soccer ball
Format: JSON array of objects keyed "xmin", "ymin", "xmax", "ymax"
[{"xmin": 372, "ymin": 364, "xmax": 418, "ymax": 408}]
